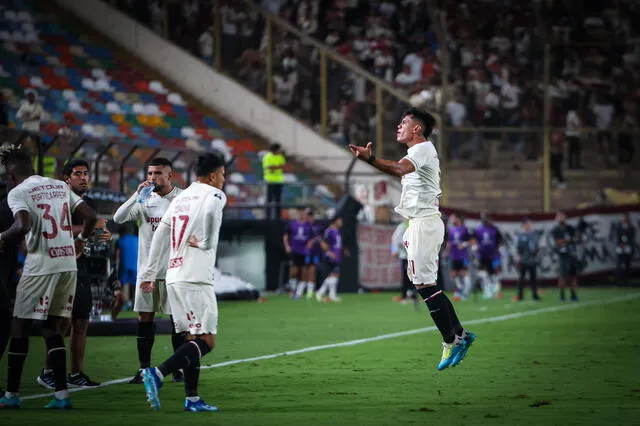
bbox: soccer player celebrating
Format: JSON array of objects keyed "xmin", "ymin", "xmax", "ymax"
[
  {"xmin": 138, "ymin": 152, "xmax": 226, "ymax": 412},
  {"xmin": 315, "ymin": 216, "xmax": 343, "ymax": 302},
  {"xmin": 551, "ymin": 212, "xmax": 579, "ymax": 301},
  {"xmin": 472, "ymin": 214, "xmax": 503, "ymax": 299},
  {"xmin": 349, "ymin": 108, "xmax": 475, "ymax": 370},
  {"xmin": 113, "ymin": 158, "xmax": 183, "ymax": 384},
  {"xmin": 447, "ymin": 214, "xmax": 472, "ymax": 301},
  {"xmin": 0, "ymin": 145, "xmax": 96, "ymax": 409},
  {"xmin": 283, "ymin": 207, "xmax": 316, "ymax": 300}
]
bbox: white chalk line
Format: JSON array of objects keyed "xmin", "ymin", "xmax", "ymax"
[{"xmin": 22, "ymin": 292, "xmax": 640, "ymax": 401}]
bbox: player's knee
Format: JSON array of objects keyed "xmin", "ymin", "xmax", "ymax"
[
  {"xmin": 191, "ymin": 335, "xmax": 214, "ymax": 355},
  {"xmin": 416, "ymin": 284, "xmax": 439, "ymax": 299},
  {"xmin": 138, "ymin": 312, "xmax": 155, "ymax": 322},
  {"xmin": 71, "ymin": 318, "xmax": 90, "ymax": 333},
  {"xmin": 41, "ymin": 315, "xmax": 60, "ymax": 333},
  {"xmin": 11, "ymin": 318, "xmax": 30, "ymax": 338}
]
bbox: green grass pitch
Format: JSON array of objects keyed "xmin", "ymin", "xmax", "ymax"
[{"xmin": 2, "ymin": 287, "xmax": 639, "ymax": 426}]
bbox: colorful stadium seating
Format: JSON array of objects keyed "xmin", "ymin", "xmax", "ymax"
[{"xmin": 0, "ymin": 0, "xmax": 327, "ymax": 211}]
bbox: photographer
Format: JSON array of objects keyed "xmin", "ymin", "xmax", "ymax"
[
  {"xmin": 38, "ymin": 159, "xmax": 110, "ymax": 389},
  {"xmin": 615, "ymin": 213, "xmax": 636, "ymax": 287}
]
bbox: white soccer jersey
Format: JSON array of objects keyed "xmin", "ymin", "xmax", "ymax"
[
  {"xmin": 113, "ymin": 186, "xmax": 182, "ymax": 283},
  {"xmin": 394, "ymin": 140, "xmax": 442, "ymax": 219},
  {"xmin": 140, "ymin": 182, "xmax": 226, "ymax": 286},
  {"xmin": 7, "ymin": 175, "xmax": 84, "ymax": 276}
]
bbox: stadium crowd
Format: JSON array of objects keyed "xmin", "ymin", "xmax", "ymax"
[{"xmin": 115, "ymin": 0, "xmax": 639, "ymax": 170}]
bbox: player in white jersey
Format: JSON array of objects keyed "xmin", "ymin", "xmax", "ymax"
[
  {"xmin": 349, "ymin": 108, "xmax": 476, "ymax": 371},
  {"xmin": 113, "ymin": 157, "xmax": 183, "ymax": 384},
  {"xmin": 0, "ymin": 145, "xmax": 96, "ymax": 410},
  {"xmin": 138, "ymin": 152, "xmax": 226, "ymax": 412}
]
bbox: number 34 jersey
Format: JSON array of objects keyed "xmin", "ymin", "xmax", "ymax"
[
  {"xmin": 7, "ymin": 175, "xmax": 85, "ymax": 276},
  {"xmin": 161, "ymin": 182, "xmax": 226, "ymax": 285}
]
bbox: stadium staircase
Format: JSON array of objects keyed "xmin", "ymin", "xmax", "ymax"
[{"xmin": 447, "ymin": 148, "xmax": 640, "ymax": 212}]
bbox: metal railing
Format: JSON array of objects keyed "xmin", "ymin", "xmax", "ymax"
[{"xmin": 51, "ymin": 2, "xmax": 640, "ymax": 212}]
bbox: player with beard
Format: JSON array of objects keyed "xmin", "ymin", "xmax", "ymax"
[
  {"xmin": 139, "ymin": 152, "xmax": 226, "ymax": 412},
  {"xmin": 113, "ymin": 157, "xmax": 183, "ymax": 384}
]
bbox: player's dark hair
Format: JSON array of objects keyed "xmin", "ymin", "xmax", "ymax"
[
  {"xmin": 0, "ymin": 144, "xmax": 33, "ymax": 175},
  {"xmin": 195, "ymin": 151, "xmax": 225, "ymax": 177},
  {"xmin": 62, "ymin": 158, "xmax": 89, "ymax": 177},
  {"xmin": 148, "ymin": 157, "xmax": 173, "ymax": 169},
  {"xmin": 402, "ymin": 107, "xmax": 436, "ymax": 137}
]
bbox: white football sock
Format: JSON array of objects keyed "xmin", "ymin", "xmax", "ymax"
[
  {"xmin": 462, "ymin": 275, "xmax": 472, "ymax": 298},
  {"xmin": 327, "ymin": 276, "xmax": 339, "ymax": 299},
  {"xmin": 54, "ymin": 390, "xmax": 69, "ymax": 400},
  {"xmin": 306, "ymin": 281, "xmax": 315, "ymax": 295},
  {"xmin": 316, "ymin": 278, "xmax": 329, "ymax": 298},
  {"xmin": 295, "ymin": 281, "xmax": 306, "ymax": 298}
]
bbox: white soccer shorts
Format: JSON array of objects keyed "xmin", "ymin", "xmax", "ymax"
[
  {"xmin": 167, "ymin": 282, "xmax": 218, "ymax": 335},
  {"xmin": 13, "ymin": 271, "xmax": 77, "ymax": 320},
  {"xmin": 403, "ymin": 214, "xmax": 444, "ymax": 285},
  {"xmin": 134, "ymin": 279, "xmax": 171, "ymax": 314}
]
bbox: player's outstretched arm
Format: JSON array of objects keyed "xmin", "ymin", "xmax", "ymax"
[
  {"xmin": 348, "ymin": 142, "xmax": 415, "ymax": 177},
  {"xmin": 139, "ymin": 220, "xmax": 170, "ymax": 284}
]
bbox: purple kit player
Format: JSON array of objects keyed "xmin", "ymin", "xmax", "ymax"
[
  {"xmin": 472, "ymin": 214, "xmax": 503, "ymax": 299},
  {"xmin": 447, "ymin": 214, "xmax": 472, "ymax": 301},
  {"xmin": 315, "ymin": 216, "xmax": 343, "ymax": 302},
  {"xmin": 283, "ymin": 208, "xmax": 316, "ymax": 299}
]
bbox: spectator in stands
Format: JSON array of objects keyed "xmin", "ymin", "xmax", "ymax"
[
  {"xmin": 565, "ymin": 104, "xmax": 583, "ymax": 169},
  {"xmin": 550, "ymin": 132, "xmax": 566, "ymax": 190},
  {"xmin": 262, "ymin": 143, "xmax": 286, "ymax": 220},
  {"xmin": 198, "ymin": 27, "xmax": 214, "ymax": 65},
  {"xmin": 446, "ymin": 91, "xmax": 467, "ymax": 160},
  {"xmin": 15, "ymin": 89, "xmax": 43, "ymax": 133},
  {"xmin": 615, "ymin": 105, "xmax": 636, "ymax": 166},
  {"xmin": 591, "ymin": 93, "xmax": 615, "ymax": 167}
]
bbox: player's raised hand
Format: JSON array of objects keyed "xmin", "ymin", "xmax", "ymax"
[
  {"xmin": 348, "ymin": 142, "xmax": 373, "ymax": 161},
  {"xmin": 136, "ymin": 180, "xmax": 152, "ymax": 193},
  {"xmin": 141, "ymin": 281, "xmax": 155, "ymax": 293}
]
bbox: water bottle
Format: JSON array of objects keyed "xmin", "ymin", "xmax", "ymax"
[{"xmin": 137, "ymin": 183, "xmax": 155, "ymax": 203}]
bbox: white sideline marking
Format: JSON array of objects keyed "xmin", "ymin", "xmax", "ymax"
[{"xmin": 22, "ymin": 292, "xmax": 640, "ymax": 401}]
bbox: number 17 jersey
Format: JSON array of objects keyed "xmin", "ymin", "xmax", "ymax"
[
  {"xmin": 161, "ymin": 182, "xmax": 227, "ymax": 285},
  {"xmin": 7, "ymin": 175, "xmax": 84, "ymax": 276}
]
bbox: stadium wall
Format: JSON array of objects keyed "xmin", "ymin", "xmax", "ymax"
[
  {"xmin": 53, "ymin": 0, "xmax": 400, "ymax": 200},
  {"xmin": 360, "ymin": 206, "xmax": 640, "ymax": 290}
]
